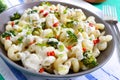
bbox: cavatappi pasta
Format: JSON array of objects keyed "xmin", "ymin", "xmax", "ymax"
[{"xmin": 0, "ymin": 2, "xmax": 112, "ymax": 75}]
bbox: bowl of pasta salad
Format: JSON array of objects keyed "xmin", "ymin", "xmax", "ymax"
[{"xmin": 0, "ymin": 1, "xmax": 115, "ymax": 79}]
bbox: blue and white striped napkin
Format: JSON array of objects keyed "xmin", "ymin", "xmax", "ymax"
[{"xmin": 0, "ymin": 0, "xmax": 120, "ymax": 80}]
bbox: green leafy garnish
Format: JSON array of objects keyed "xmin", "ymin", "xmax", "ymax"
[
  {"xmin": 26, "ymin": 30, "xmax": 32, "ymax": 35},
  {"xmin": 61, "ymin": 24, "xmax": 66, "ymax": 28},
  {"xmin": 15, "ymin": 21, "xmax": 19, "ymax": 24},
  {"xmin": 67, "ymin": 31, "xmax": 77, "ymax": 42},
  {"xmin": 41, "ymin": 22, "xmax": 46, "ymax": 29},
  {"xmin": 78, "ymin": 28, "xmax": 84, "ymax": 32},
  {"xmin": 36, "ymin": 43, "xmax": 46, "ymax": 47},
  {"xmin": 27, "ymin": 10, "xmax": 37, "ymax": 14},
  {"xmin": 17, "ymin": 36, "xmax": 23, "ymax": 44},
  {"xmin": 54, "ymin": 12, "xmax": 60, "ymax": 18},
  {"xmin": 58, "ymin": 45, "xmax": 64, "ymax": 52},
  {"xmin": 1, "ymin": 32, "xmax": 11, "ymax": 38},
  {"xmin": 63, "ymin": 7, "xmax": 68, "ymax": 14},
  {"xmin": 32, "ymin": 27, "xmax": 41, "ymax": 36},
  {"xmin": 1, "ymin": 30, "xmax": 16, "ymax": 38},
  {"xmin": 66, "ymin": 21, "xmax": 74, "ymax": 28},
  {"xmin": 10, "ymin": 12, "xmax": 21, "ymax": 21},
  {"xmin": 63, "ymin": 31, "xmax": 78, "ymax": 46}
]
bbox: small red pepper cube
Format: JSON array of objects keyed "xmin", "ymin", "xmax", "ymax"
[
  {"xmin": 39, "ymin": 10, "xmax": 44, "ymax": 14},
  {"xmin": 47, "ymin": 51, "xmax": 55, "ymax": 56},
  {"xmin": 6, "ymin": 36, "xmax": 10, "ymax": 40},
  {"xmin": 53, "ymin": 22, "xmax": 59, "ymax": 27},
  {"xmin": 43, "ymin": 12, "xmax": 48, "ymax": 17},
  {"xmin": 89, "ymin": 23, "xmax": 94, "ymax": 27},
  {"xmin": 39, "ymin": 68, "xmax": 44, "ymax": 73},
  {"xmin": 82, "ymin": 47, "xmax": 86, "ymax": 52},
  {"xmin": 11, "ymin": 21, "xmax": 14, "ymax": 27},
  {"xmin": 47, "ymin": 52, "xmax": 51, "ymax": 56},
  {"xmin": 67, "ymin": 46, "xmax": 72, "ymax": 50},
  {"xmin": 93, "ymin": 40, "xmax": 97, "ymax": 45},
  {"xmin": 50, "ymin": 51, "xmax": 55, "ymax": 56},
  {"xmin": 93, "ymin": 38, "xmax": 100, "ymax": 45}
]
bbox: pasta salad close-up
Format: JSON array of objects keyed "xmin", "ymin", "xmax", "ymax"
[{"xmin": 0, "ymin": 2, "xmax": 112, "ymax": 75}]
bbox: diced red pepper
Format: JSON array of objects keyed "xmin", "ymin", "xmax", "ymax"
[
  {"xmin": 67, "ymin": 45, "xmax": 72, "ymax": 50},
  {"xmin": 43, "ymin": 12, "xmax": 48, "ymax": 17},
  {"xmin": 39, "ymin": 68, "xmax": 44, "ymax": 73},
  {"xmin": 53, "ymin": 22, "xmax": 59, "ymax": 27},
  {"xmin": 93, "ymin": 38, "xmax": 100, "ymax": 45},
  {"xmin": 6, "ymin": 36, "xmax": 10, "ymax": 40},
  {"xmin": 11, "ymin": 21, "xmax": 14, "ymax": 27},
  {"xmin": 39, "ymin": 10, "xmax": 44, "ymax": 14},
  {"xmin": 82, "ymin": 47, "xmax": 86, "ymax": 52},
  {"xmin": 47, "ymin": 51, "xmax": 55, "ymax": 56},
  {"xmin": 89, "ymin": 23, "xmax": 94, "ymax": 27}
]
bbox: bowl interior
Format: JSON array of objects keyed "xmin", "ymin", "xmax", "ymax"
[{"xmin": 0, "ymin": 1, "xmax": 115, "ymax": 78}]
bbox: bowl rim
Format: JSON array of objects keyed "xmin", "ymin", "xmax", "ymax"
[{"xmin": 0, "ymin": 0, "xmax": 115, "ymax": 78}]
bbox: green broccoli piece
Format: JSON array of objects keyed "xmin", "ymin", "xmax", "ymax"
[
  {"xmin": 32, "ymin": 27, "xmax": 41, "ymax": 36},
  {"xmin": 63, "ymin": 31, "xmax": 77, "ymax": 46},
  {"xmin": 61, "ymin": 24, "xmax": 67, "ymax": 28},
  {"xmin": 47, "ymin": 38, "xmax": 58, "ymax": 49},
  {"xmin": 1, "ymin": 30, "xmax": 16, "ymax": 38},
  {"xmin": 17, "ymin": 36, "xmax": 24, "ymax": 44},
  {"xmin": 41, "ymin": 22, "xmax": 46, "ymax": 29},
  {"xmin": 82, "ymin": 51, "xmax": 98, "ymax": 68},
  {"xmin": 36, "ymin": 43, "xmax": 46, "ymax": 47},
  {"xmin": 66, "ymin": 21, "xmax": 75, "ymax": 28},
  {"xmin": 54, "ymin": 12, "xmax": 60, "ymax": 19},
  {"xmin": 27, "ymin": 10, "xmax": 37, "ymax": 14},
  {"xmin": 10, "ymin": 12, "xmax": 21, "ymax": 21},
  {"xmin": 63, "ymin": 7, "xmax": 68, "ymax": 14},
  {"xmin": 58, "ymin": 44, "xmax": 64, "ymax": 52},
  {"xmin": 0, "ymin": 0, "xmax": 7, "ymax": 13},
  {"xmin": 78, "ymin": 28, "xmax": 84, "ymax": 33}
]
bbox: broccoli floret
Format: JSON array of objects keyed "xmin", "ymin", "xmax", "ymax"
[
  {"xmin": 63, "ymin": 31, "xmax": 77, "ymax": 46},
  {"xmin": 54, "ymin": 12, "xmax": 60, "ymax": 19},
  {"xmin": 63, "ymin": 7, "xmax": 68, "ymax": 14},
  {"xmin": 61, "ymin": 24, "xmax": 66, "ymax": 28},
  {"xmin": 27, "ymin": 10, "xmax": 37, "ymax": 14},
  {"xmin": 66, "ymin": 21, "xmax": 74, "ymax": 28},
  {"xmin": 47, "ymin": 38, "xmax": 58, "ymax": 49},
  {"xmin": 78, "ymin": 28, "xmax": 84, "ymax": 33},
  {"xmin": 41, "ymin": 22, "xmax": 46, "ymax": 29},
  {"xmin": 36, "ymin": 43, "xmax": 46, "ymax": 47},
  {"xmin": 32, "ymin": 27, "xmax": 41, "ymax": 36},
  {"xmin": 1, "ymin": 30, "xmax": 16, "ymax": 38},
  {"xmin": 82, "ymin": 51, "xmax": 98, "ymax": 68},
  {"xmin": 10, "ymin": 12, "xmax": 21, "ymax": 21},
  {"xmin": 17, "ymin": 36, "xmax": 24, "ymax": 44}
]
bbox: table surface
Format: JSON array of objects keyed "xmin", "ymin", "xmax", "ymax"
[
  {"xmin": 92, "ymin": 0, "xmax": 120, "ymax": 21},
  {"xmin": 0, "ymin": 0, "xmax": 120, "ymax": 80}
]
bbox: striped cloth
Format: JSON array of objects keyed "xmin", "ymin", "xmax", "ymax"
[{"xmin": 0, "ymin": 0, "xmax": 120, "ymax": 80}]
